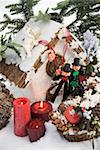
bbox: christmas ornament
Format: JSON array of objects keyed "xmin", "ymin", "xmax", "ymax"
[{"xmin": 64, "ymin": 106, "xmax": 82, "ymax": 124}]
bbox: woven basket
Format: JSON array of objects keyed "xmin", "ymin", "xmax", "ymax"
[
  {"xmin": 49, "ymin": 102, "xmax": 100, "ymax": 142},
  {"xmin": 58, "ymin": 131, "xmax": 100, "ymax": 142}
]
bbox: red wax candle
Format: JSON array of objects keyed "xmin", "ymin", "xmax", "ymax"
[
  {"xmin": 26, "ymin": 119, "xmax": 46, "ymax": 142},
  {"xmin": 31, "ymin": 101, "xmax": 52, "ymax": 122},
  {"xmin": 13, "ymin": 97, "xmax": 30, "ymax": 137}
]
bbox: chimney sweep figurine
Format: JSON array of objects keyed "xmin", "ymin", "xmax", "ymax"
[
  {"xmin": 51, "ymin": 63, "xmax": 71, "ymax": 103},
  {"xmin": 69, "ymin": 58, "xmax": 84, "ymax": 97}
]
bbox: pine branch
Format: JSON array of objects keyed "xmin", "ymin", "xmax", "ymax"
[
  {"xmin": 50, "ymin": 12, "xmax": 63, "ymax": 23},
  {"xmin": 51, "ymin": 0, "xmax": 100, "ymax": 38},
  {"xmin": 0, "ymin": 14, "xmax": 25, "ymax": 33},
  {"xmin": 5, "ymin": 0, "xmax": 40, "ymax": 21},
  {"xmin": 0, "ymin": 34, "xmax": 22, "ymax": 58}
]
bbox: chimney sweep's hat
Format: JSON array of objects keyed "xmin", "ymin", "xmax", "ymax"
[
  {"xmin": 61, "ymin": 63, "xmax": 71, "ymax": 72},
  {"xmin": 72, "ymin": 58, "xmax": 80, "ymax": 66}
]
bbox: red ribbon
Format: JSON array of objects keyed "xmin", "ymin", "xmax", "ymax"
[
  {"xmin": 39, "ymin": 40, "xmax": 57, "ymax": 64},
  {"xmin": 39, "ymin": 40, "xmax": 55, "ymax": 52},
  {"xmin": 39, "ymin": 28, "xmax": 70, "ymax": 66}
]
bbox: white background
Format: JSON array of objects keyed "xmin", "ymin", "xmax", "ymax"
[{"xmin": 0, "ymin": 1, "xmax": 100, "ymax": 150}]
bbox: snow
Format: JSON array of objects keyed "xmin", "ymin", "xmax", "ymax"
[
  {"xmin": 30, "ymin": 60, "xmax": 52, "ymax": 101},
  {"xmin": 0, "ymin": 115, "xmax": 100, "ymax": 150},
  {"xmin": 16, "ymin": 19, "xmax": 63, "ymax": 72},
  {"xmin": 0, "ymin": 0, "xmax": 100, "ymax": 150}
]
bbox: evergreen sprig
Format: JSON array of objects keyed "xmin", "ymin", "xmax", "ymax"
[
  {"xmin": 0, "ymin": 14, "xmax": 25, "ymax": 34},
  {"xmin": 0, "ymin": 0, "xmax": 40, "ymax": 34},
  {"xmin": 52, "ymin": 0, "xmax": 100, "ymax": 38},
  {"xmin": 5, "ymin": 0, "xmax": 40, "ymax": 21},
  {"xmin": 0, "ymin": 35, "xmax": 22, "ymax": 61}
]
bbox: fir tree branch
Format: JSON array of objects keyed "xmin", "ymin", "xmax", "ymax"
[{"xmin": 51, "ymin": 0, "xmax": 100, "ymax": 38}]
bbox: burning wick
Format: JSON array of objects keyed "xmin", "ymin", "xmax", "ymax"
[
  {"xmin": 20, "ymin": 102, "xmax": 24, "ymax": 105},
  {"xmin": 39, "ymin": 101, "xmax": 43, "ymax": 109},
  {"xmin": 35, "ymin": 125, "xmax": 39, "ymax": 129}
]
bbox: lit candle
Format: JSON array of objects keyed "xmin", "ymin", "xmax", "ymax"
[
  {"xmin": 26, "ymin": 118, "xmax": 46, "ymax": 142},
  {"xmin": 13, "ymin": 97, "xmax": 30, "ymax": 137},
  {"xmin": 31, "ymin": 101, "xmax": 52, "ymax": 122},
  {"xmin": 40, "ymin": 101, "xmax": 43, "ymax": 108}
]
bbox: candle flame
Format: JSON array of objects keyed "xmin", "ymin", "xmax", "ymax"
[
  {"xmin": 20, "ymin": 102, "xmax": 24, "ymax": 105},
  {"xmin": 40, "ymin": 101, "xmax": 43, "ymax": 108},
  {"xmin": 36, "ymin": 125, "xmax": 39, "ymax": 129}
]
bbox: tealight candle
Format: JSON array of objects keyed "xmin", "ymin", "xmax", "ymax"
[
  {"xmin": 13, "ymin": 97, "xmax": 30, "ymax": 137},
  {"xmin": 31, "ymin": 101, "xmax": 52, "ymax": 122},
  {"xmin": 26, "ymin": 119, "xmax": 46, "ymax": 142}
]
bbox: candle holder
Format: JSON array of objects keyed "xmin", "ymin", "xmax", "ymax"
[
  {"xmin": 13, "ymin": 97, "xmax": 30, "ymax": 137},
  {"xmin": 26, "ymin": 119, "xmax": 46, "ymax": 142},
  {"xmin": 31, "ymin": 101, "xmax": 52, "ymax": 122}
]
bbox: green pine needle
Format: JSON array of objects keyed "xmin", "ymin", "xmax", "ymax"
[{"xmin": 35, "ymin": 10, "xmax": 51, "ymax": 22}]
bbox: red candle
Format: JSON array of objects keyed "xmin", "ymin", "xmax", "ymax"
[
  {"xmin": 31, "ymin": 101, "xmax": 52, "ymax": 122},
  {"xmin": 26, "ymin": 119, "xmax": 46, "ymax": 142},
  {"xmin": 13, "ymin": 97, "xmax": 30, "ymax": 137}
]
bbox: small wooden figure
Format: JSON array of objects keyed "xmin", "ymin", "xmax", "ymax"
[
  {"xmin": 51, "ymin": 63, "xmax": 71, "ymax": 102},
  {"xmin": 69, "ymin": 58, "xmax": 84, "ymax": 97}
]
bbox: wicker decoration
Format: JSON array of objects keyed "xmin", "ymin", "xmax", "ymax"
[
  {"xmin": 46, "ymin": 54, "xmax": 63, "ymax": 77},
  {"xmin": 0, "ymin": 60, "xmax": 27, "ymax": 88},
  {"xmin": 49, "ymin": 103, "xmax": 100, "ymax": 142},
  {"xmin": 0, "ymin": 81, "xmax": 14, "ymax": 129}
]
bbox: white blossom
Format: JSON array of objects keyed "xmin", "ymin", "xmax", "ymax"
[{"xmin": 83, "ymin": 30, "xmax": 99, "ymax": 56}]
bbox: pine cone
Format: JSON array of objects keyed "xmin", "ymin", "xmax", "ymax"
[
  {"xmin": 92, "ymin": 104, "xmax": 100, "ymax": 119},
  {"xmin": 58, "ymin": 103, "xmax": 66, "ymax": 114},
  {"xmin": 0, "ymin": 82, "xmax": 14, "ymax": 129}
]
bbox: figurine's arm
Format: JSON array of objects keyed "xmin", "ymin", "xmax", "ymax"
[
  {"xmin": 53, "ymin": 68, "xmax": 62, "ymax": 80},
  {"xmin": 53, "ymin": 75, "xmax": 61, "ymax": 81}
]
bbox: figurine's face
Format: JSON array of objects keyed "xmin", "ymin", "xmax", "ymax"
[
  {"xmin": 72, "ymin": 65, "xmax": 80, "ymax": 71},
  {"xmin": 48, "ymin": 51, "xmax": 56, "ymax": 62},
  {"xmin": 61, "ymin": 71, "xmax": 71, "ymax": 77}
]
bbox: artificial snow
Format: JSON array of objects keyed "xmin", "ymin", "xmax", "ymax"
[{"xmin": 0, "ymin": 0, "xmax": 100, "ymax": 150}]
